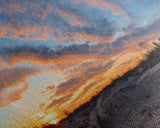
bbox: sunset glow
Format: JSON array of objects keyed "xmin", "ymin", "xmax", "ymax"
[{"xmin": 1, "ymin": 0, "xmax": 160, "ymax": 128}]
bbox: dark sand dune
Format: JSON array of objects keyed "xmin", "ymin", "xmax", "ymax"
[{"xmin": 45, "ymin": 43, "xmax": 160, "ymax": 128}]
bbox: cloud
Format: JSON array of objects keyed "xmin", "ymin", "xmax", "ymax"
[
  {"xmin": 1, "ymin": 1, "xmax": 160, "ymax": 127},
  {"xmin": 72, "ymin": 0, "xmax": 130, "ymax": 19},
  {"xmin": 36, "ymin": 17, "xmax": 160, "ymax": 115},
  {"xmin": 56, "ymin": 7, "xmax": 87, "ymax": 26},
  {"xmin": 0, "ymin": 65, "xmax": 41, "ymax": 108},
  {"xmin": 0, "ymin": 0, "xmax": 116, "ymax": 43},
  {"xmin": 24, "ymin": 1, "xmax": 53, "ymax": 20},
  {"xmin": 0, "ymin": 66, "xmax": 39, "ymax": 92},
  {"xmin": 0, "ymin": 0, "xmax": 54, "ymax": 41},
  {"xmin": 113, "ymin": 18, "xmax": 160, "ymax": 48},
  {"xmin": 137, "ymin": 0, "xmax": 159, "ymax": 7},
  {"xmin": 0, "ymin": 0, "xmax": 25, "ymax": 15},
  {"xmin": 45, "ymin": 59, "xmax": 114, "ymax": 110},
  {"xmin": 0, "ymin": 19, "xmax": 115, "ymax": 43},
  {"xmin": 41, "ymin": 47, "xmax": 146, "ymax": 122},
  {"xmin": 0, "ymin": 82, "xmax": 29, "ymax": 108},
  {"xmin": 66, "ymin": 18, "xmax": 115, "ymax": 43},
  {"xmin": 54, "ymin": 78, "xmax": 82, "ymax": 97},
  {"xmin": 1, "ymin": 17, "xmax": 160, "ymax": 71},
  {"xmin": 0, "ymin": 0, "xmax": 52, "ymax": 19},
  {"xmin": 0, "ymin": 26, "xmax": 7, "ymax": 38},
  {"xmin": 126, "ymin": 0, "xmax": 131, "ymax": 3},
  {"xmin": 0, "ymin": 43, "xmax": 115, "ymax": 68},
  {"xmin": 46, "ymin": 94, "xmax": 73, "ymax": 110}
]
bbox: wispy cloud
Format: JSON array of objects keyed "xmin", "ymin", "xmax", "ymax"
[
  {"xmin": 1, "ymin": 0, "xmax": 160, "ymax": 127},
  {"xmin": 0, "ymin": 82, "xmax": 29, "ymax": 108},
  {"xmin": 0, "ymin": 66, "xmax": 39, "ymax": 92},
  {"xmin": 0, "ymin": 0, "xmax": 116, "ymax": 43},
  {"xmin": 0, "ymin": 66, "xmax": 40, "ymax": 108},
  {"xmin": 72, "ymin": 0, "xmax": 130, "ymax": 18}
]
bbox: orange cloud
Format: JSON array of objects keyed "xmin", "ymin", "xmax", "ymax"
[
  {"xmin": 24, "ymin": 1, "xmax": 53, "ymax": 20},
  {"xmin": 72, "ymin": 0, "xmax": 130, "ymax": 20},
  {"xmin": 39, "ymin": 49, "xmax": 146, "ymax": 124},
  {"xmin": 43, "ymin": 59, "xmax": 116, "ymax": 113},
  {"xmin": 0, "ymin": 26, "xmax": 8, "ymax": 38},
  {"xmin": 0, "ymin": 24, "xmax": 55, "ymax": 41},
  {"xmin": 34, "ymin": 36, "xmax": 160, "ymax": 126},
  {"xmin": 0, "ymin": 0, "xmax": 52, "ymax": 19},
  {"xmin": 0, "ymin": 82, "xmax": 29, "ymax": 108},
  {"xmin": 46, "ymin": 94, "xmax": 73, "ymax": 110},
  {"xmin": 0, "ymin": 67, "xmax": 39, "ymax": 92},
  {"xmin": 0, "ymin": 0, "xmax": 25, "ymax": 15},
  {"xmin": 4, "ymin": 45, "xmax": 107, "ymax": 68},
  {"xmin": 51, "ymin": 58, "xmax": 114, "ymax": 97},
  {"xmin": 66, "ymin": 31, "xmax": 114, "ymax": 43},
  {"xmin": 120, "ymin": 31, "xmax": 160, "ymax": 49},
  {"xmin": 0, "ymin": 23, "xmax": 115, "ymax": 43},
  {"xmin": 56, "ymin": 8, "xmax": 87, "ymax": 26},
  {"xmin": 0, "ymin": 1, "xmax": 116, "ymax": 43},
  {"xmin": 15, "ymin": 36, "xmax": 158, "ymax": 127},
  {"xmin": 0, "ymin": 56, "xmax": 2, "ymax": 70},
  {"xmin": 0, "ymin": 1, "xmax": 55, "ymax": 41}
]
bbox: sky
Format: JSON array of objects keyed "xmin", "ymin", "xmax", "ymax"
[{"xmin": 0, "ymin": 0, "xmax": 160, "ymax": 127}]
